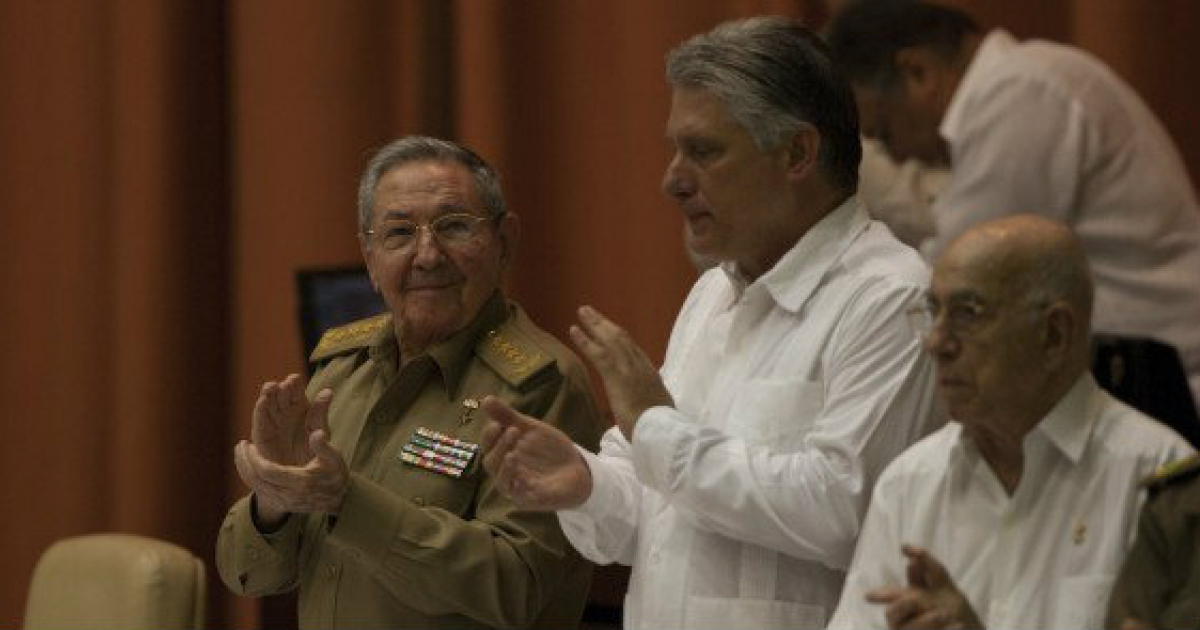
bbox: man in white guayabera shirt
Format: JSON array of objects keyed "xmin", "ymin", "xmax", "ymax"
[
  {"xmin": 479, "ymin": 16, "xmax": 941, "ymax": 629},
  {"xmin": 826, "ymin": 1, "xmax": 1200, "ymax": 421},
  {"xmin": 827, "ymin": 215, "xmax": 1195, "ymax": 630}
]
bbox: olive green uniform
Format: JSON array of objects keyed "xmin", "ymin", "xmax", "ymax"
[
  {"xmin": 217, "ymin": 294, "xmax": 602, "ymax": 628},
  {"xmin": 1106, "ymin": 455, "xmax": 1200, "ymax": 629}
]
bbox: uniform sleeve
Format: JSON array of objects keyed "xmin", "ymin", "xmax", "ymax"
[
  {"xmin": 324, "ymin": 361, "xmax": 602, "ymax": 628},
  {"xmin": 1105, "ymin": 494, "xmax": 1171, "ymax": 629},
  {"xmin": 556, "ymin": 426, "xmax": 643, "ymax": 566},
  {"xmin": 213, "ymin": 356, "xmax": 356, "ymax": 597},
  {"xmin": 215, "ymin": 495, "xmax": 304, "ymax": 596},
  {"xmin": 628, "ymin": 281, "xmax": 937, "ymax": 569},
  {"xmin": 926, "ymin": 75, "xmax": 1087, "ymax": 259}
]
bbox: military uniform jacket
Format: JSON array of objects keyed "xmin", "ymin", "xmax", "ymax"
[
  {"xmin": 1106, "ymin": 455, "xmax": 1200, "ymax": 629},
  {"xmin": 217, "ymin": 294, "xmax": 602, "ymax": 628}
]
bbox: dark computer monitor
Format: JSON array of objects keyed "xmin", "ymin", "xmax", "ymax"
[{"xmin": 296, "ymin": 266, "xmax": 387, "ymax": 372}]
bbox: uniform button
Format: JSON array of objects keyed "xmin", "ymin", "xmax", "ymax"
[
  {"xmin": 327, "ymin": 563, "xmax": 339, "ymax": 578},
  {"xmin": 412, "ymin": 496, "xmax": 426, "ymax": 506},
  {"xmin": 248, "ymin": 549, "xmax": 260, "ymax": 561}
]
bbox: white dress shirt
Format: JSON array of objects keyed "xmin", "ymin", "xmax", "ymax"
[
  {"xmin": 559, "ymin": 199, "xmax": 941, "ymax": 629},
  {"xmin": 859, "ymin": 137, "xmax": 950, "ymax": 248},
  {"xmin": 927, "ymin": 30, "xmax": 1200, "ymax": 406},
  {"xmin": 828, "ymin": 374, "xmax": 1196, "ymax": 630}
]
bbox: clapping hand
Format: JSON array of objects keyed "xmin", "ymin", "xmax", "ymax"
[
  {"xmin": 865, "ymin": 545, "xmax": 984, "ymax": 629},
  {"xmin": 480, "ymin": 396, "xmax": 593, "ymax": 510},
  {"xmin": 569, "ymin": 306, "xmax": 673, "ymax": 440},
  {"xmin": 233, "ymin": 374, "xmax": 349, "ymax": 529}
]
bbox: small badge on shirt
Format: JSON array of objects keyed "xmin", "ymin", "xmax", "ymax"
[
  {"xmin": 1073, "ymin": 520, "xmax": 1087, "ymax": 546},
  {"xmin": 399, "ymin": 427, "xmax": 479, "ymax": 478},
  {"xmin": 460, "ymin": 397, "xmax": 480, "ymax": 425}
]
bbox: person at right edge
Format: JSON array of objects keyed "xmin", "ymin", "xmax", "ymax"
[{"xmin": 1106, "ymin": 453, "xmax": 1200, "ymax": 630}]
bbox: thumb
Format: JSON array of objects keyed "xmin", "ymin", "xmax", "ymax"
[
  {"xmin": 309, "ymin": 429, "xmax": 341, "ymax": 467},
  {"xmin": 306, "ymin": 388, "xmax": 334, "ymax": 433},
  {"xmin": 482, "ymin": 395, "xmax": 536, "ymax": 430}
]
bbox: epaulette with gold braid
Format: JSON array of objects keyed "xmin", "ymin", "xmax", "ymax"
[
  {"xmin": 310, "ymin": 313, "xmax": 391, "ymax": 363},
  {"xmin": 1142, "ymin": 454, "xmax": 1200, "ymax": 492},
  {"xmin": 476, "ymin": 326, "xmax": 553, "ymax": 389}
]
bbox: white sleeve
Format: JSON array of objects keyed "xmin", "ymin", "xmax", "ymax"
[
  {"xmin": 556, "ymin": 426, "xmax": 642, "ymax": 566},
  {"xmin": 826, "ymin": 468, "xmax": 908, "ymax": 630},
  {"xmin": 628, "ymin": 282, "xmax": 937, "ymax": 569},
  {"xmin": 927, "ymin": 75, "xmax": 1088, "ymax": 259}
]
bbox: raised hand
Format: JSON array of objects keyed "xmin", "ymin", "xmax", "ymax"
[
  {"xmin": 865, "ymin": 545, "xmax": 983, "ymax": 629},
  {"xmin": 480, "ymin": 396, "xmax": 593, "ymax": 510},
  {"xmin": 234, "ymin": 374, "xmax": 347, "ymax": 529},
  {"xmin": 250, "ymin": 374, "xmax": 333, "ymax": 467},
  {"xmin": 569, "ymin": 306, "xmax": 673, "ymax": 440}
]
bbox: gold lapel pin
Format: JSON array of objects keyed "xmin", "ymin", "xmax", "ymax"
[{"xmin": 460, "ymin": 398, "xmax": 480, "ymax": 425}]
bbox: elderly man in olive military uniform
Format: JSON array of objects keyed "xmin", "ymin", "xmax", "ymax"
[
  {"xmin": 1106, "ymin": 454, "xmax": 1200, "ymax": 629},
  {"xmin": 216, "ymin": 136, "xmax": 602, "ymax": 629}
]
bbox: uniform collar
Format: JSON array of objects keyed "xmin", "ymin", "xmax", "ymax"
[
  {"xmin": 370, "ymin": 291, "xmax": 508, "ymax": 397},
  {"xmin": 720, "ymin": 196, "xmax": 868, "ymax": 314},
  {"xmin": 940, "ymin": 29, "xmax": 1017, "ymax": 147}
]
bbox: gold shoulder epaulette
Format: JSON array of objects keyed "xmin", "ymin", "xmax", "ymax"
[
  {"xmin": 477, "ymin": 325, "xmax": 554, "ymax": 389},
  {"xmin": 1142, "ymin": 454, "xmax": 1200, "ymax": 491},
  {"xmin": 310, "ymin": 313, "xmax": 391, "ymax": 363}
]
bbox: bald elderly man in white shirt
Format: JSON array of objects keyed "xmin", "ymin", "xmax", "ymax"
[{"xmin": 827, "ymin": 215, "xmax": 1194, "ymax": 630}]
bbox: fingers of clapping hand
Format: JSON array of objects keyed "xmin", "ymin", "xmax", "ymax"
[
  {"xmin": 901, "ymin": 544, "xmax": 948, "ymax": 589},
  {"xmin": 234, "ymin": 435, "xmax": 347, "ymax": 513},
  {"xmin": 570, "ymin": 306, "xmax": 640, "ymax": 369},
  {"xmin": 867, "ymin": 588, "xmax": 928, "ymax": 629},
  {"xmin": 234, "ymin": 441, "xmax": 290, "ymax": 510},
  {"xmin": 480, "ymin": 396, "xmax": 535, "ymax": 497}
]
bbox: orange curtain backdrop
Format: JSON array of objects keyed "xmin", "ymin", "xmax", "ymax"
[{"xmin": 0, "ymin": 1, "xmax": 1195, "ymax": 627}]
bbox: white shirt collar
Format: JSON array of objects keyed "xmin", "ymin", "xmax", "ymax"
[
  {"xmin": 719, "ymin": 196, "xmax": 870, "ymax": 314},
  {"xmin": 953, "ymin": 371, "xmax": 1101, "ymax": 467},
  {"xmin": 1032, "ymin": 372, "xmax": 1102, "ymax": 464}
]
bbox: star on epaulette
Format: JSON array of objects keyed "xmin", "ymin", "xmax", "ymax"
[
  {"xmin": 310, "ymin": 313, "xmax": 391, "ymax": 362},
  {"xmin": 1141, "ymin": 454, "xmax": 1200, "ymax": 492},
  {"xmin": 477, "ymin": 328, "xmax": 552, "ymax": 389}
]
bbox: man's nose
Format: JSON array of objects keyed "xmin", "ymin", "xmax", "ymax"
[
  {"xmin": 922, "ymin": 325, "xmax": 958, "ymax": 360},
  {"xmin": 411, "ymin": 228, "xmax": 445, "ymax": 268},
  {"xmin": 662, "ymin": 154, "xmax": 696, "ymax": 202}
]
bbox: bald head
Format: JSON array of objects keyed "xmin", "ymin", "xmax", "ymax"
[{"xmin": 940, "ymin": 214, "xmax": 1094, "ymax": 340}]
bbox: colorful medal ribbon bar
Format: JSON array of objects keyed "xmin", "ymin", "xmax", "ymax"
[{"xmin": 399, "ymin": 427, "xmax": 480, "ymax": 478}]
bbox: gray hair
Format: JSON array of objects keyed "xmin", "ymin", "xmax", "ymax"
[
  {"xmin": 666, "ymin": 16, "xmax": 860, "ymax": 193},
  {"xmin": 357, "ymin": 136, "xmax": 506, "ymax": 236}
]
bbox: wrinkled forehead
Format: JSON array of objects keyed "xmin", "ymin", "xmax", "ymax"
[
  {"xmin": 372, "ymin": 161, "xmax": 481, "ymax": 216},
  {"xmin": 931, "ymin": 242, "xmax": 1018, "ymax": 305}
]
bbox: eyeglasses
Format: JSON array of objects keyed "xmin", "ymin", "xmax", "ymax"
[
  {"xmin": 365, "ymin": 212, "xmax": 499, "ymax": 252},
  {"xmin": 905, "ymin": 298, "xmax": 990, "ymax": 340}
]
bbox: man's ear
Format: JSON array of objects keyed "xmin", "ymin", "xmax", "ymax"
[
  {"xmin": 497, "ymin": 211, "xmax": 521, "ymax": 269},
  {"xmin": 786, "ymin": 122, "xmax": 821, "ymax": 180},
  {"xmin": 1041, "ymin": 301, "xmax": 1078, "ymax": 367}
]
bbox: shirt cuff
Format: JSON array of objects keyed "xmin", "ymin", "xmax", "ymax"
[
  {"xmin": 563, "ymin": 444, "xmax": 619, "ymax": 518},
  {"xmin": 630, "ymin": 405, "xmax": 683, "ymax": 494}
]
